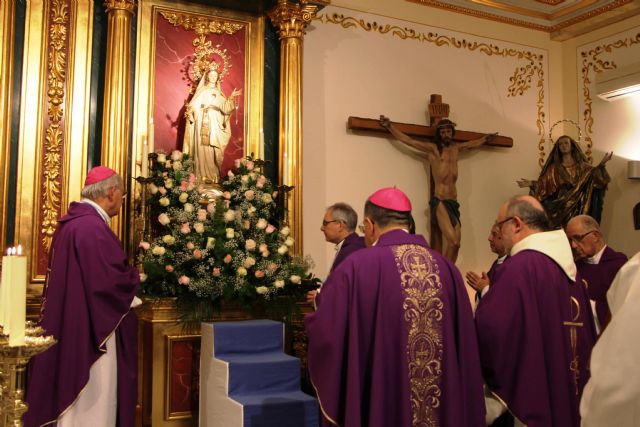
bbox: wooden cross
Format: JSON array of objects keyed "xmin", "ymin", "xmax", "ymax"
[{"xmin": 347, "ymin": 94, "xmax": 513, "ymax": 260}]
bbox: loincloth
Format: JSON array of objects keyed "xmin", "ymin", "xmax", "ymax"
[{"xmin": 429, "ymin": 197, "xmax": 461, "ymax": 227}]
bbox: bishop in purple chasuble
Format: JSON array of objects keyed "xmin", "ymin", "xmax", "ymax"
[
  {"xmin": 305, "ymin": 230, "xmax": 485, "ymax": 426},
  {"xmin": 476, "ymin": 248, "xmax": 597, "ymax": 427},
  {"xmin": 24, "ymin": 202, "xmax": 140, "ymax": 427}
]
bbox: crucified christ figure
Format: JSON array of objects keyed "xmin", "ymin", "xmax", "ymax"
[{"xmin": 380, "ymin": 115, "xmax": 497, "ymax": 262}]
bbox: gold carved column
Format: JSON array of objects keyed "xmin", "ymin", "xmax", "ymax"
[
  {"xmin": 102, "ymin": 0, "xmax": 135, "ymax": 240},
  {"xmin": 0, "ymin": 0, "xmax": 16, "ymax": 249},
  {"xmin": 268, "ymin": 0, "xmax": 320, "ymax": 255}
]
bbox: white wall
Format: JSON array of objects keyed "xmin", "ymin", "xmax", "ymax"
[{"xmin": 303, "ymin": 6, "xmax": 549, "ymax": 279}]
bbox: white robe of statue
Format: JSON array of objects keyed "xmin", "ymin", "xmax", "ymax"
[{"xmin": 183, "ymin": 68, "xmax": 240, "ymax": 184}]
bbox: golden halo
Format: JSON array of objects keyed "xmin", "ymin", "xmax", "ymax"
[{"xmin": 548, "ymin": 119, "xmax": 582, "ymax": 145}]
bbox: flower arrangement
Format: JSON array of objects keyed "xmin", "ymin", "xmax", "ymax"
[{"xmin": 138, "ymin": 151, "xmax": 316, "ymax": 322}]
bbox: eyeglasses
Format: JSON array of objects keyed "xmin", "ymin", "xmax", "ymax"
[
  {"xmin": 568, "ymin": 230, "xmax": 595, "ymax": 243},
  {"xmin": 322, "ymin": 219, "xmax": 339, "ymax": 227},
  {"xmin": 494, "ymin": 216, "xmax": 515, "ymax": 229},
  {"xmin": 358, "ymin": 224, "xmax": 365, "ymax": 233}
]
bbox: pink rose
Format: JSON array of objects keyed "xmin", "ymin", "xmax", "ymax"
[
  {"xmin": 189, "ymin": 173, "xmax": 196, "ymax": 183},
  {"xmin": 162, "ymin": 172, "xmax": 168, "ymax": 177},
  {"xmin": 256, "ymin": 175, "xmax": 267, "ymax": 188},
  {"xmin": 178, "ymin": 275, "xmax": 190, "ymax": 285},
  {"xmin": 224, "ymin": 254, "xmax": 232, "ymax": 264},
  {"xmin": 158, "ymin": 187, "xmax": 167, "ymax": 195},
  {"xmin": 266, "ymin": 224, "xmax": 276, "ymax": 234},
  {"xmin": 193, "ymin": 249, "xmax": 202, "ymax": 259},
  {"xmin": 180, "ymin": 223, "xmax": 191, "ymax": 234},
  {"xmin": 171, "ymin": 150, "xmax": 183, "ymax": 161},
  {"xmin": 186, "ymin": 242, "xmax": 195, "ymax": 250},
  {"xmin": 243, "ymin": 220, "xmax": 251, "ymax": 230},
  {"xmin": 268, "ymin": 263, "xmax": 278, "ymax": 272},
  {"xmin": 255, "ymin": 270, "xmax": 265, "ymax": 278},
  {"xmin": 180, "ymin": 181, "xmax": 188, "ymax": 191},
  {"xmin": 212, "ymin": 267, "xmax": 221, "ymax": 277},
  {"xmin": 246, "ymin": 161, "xmax": 254, "ymax": 171},
  {"xmin": 139, "ymin": 241, "xmax": 150, "ymax": 250},
  {"xmin": 206, "ymin": 203, "xmax": 216, "ymax": 214},
  {"xmin": 165, "ymin": 265, "xmax": 174, "ymax": 272},
  {"xmin": 223, "ymin": 191, "xmax": 231, "ymax": 200},
  {"xmin": 197, "ymin": 209, "xmax": 208, "ymax": 221}
]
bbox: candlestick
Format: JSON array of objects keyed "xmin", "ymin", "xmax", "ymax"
[
  {"xmin": 141, "ymin": 138, "xmax": 149, "ymax": 177},
  {"xmin": 283, "ymin": 152, "xmax": 289, "ymax": 186},
  {"xmin": 259, "ymin": 128, "xmax": 265, "ymax": 160}
]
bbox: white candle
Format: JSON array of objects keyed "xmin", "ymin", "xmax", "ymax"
[
  {"xmin": 0, "ymin": 246, "xmax": 27, "ymax": 346},
  {"xmin": 141, "ymin": 138, "xmax": 149, "ymax": 177},
  {"xmin": 259, "ymin": 129, "xmax": 265, "ymax": 160},
  {"xmin": 149, "ymin": 118, "xmax": 155, "ymax": 152},
  {"xmin": 283, "ymin": 152, "xmax": 289, "ymax": 186}
]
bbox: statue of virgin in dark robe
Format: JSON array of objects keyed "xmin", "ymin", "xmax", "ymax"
[{"xmin": 517, "ymin": 135, "xmax": 612, "ymax": 228}]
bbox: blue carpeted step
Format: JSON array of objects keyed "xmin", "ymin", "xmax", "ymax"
[
  {"xmin": 217, "ymin": 352, "xmax": 301, "ymax": 395},
  {"xmin": 212, "ymin": 320, "xmax": 284, "ymax": 356},
  {"xmin": 233, "ymin": 390, "xmax": 318, "ymax": 427}
]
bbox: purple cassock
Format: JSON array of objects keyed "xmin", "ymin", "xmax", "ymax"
[
  {"xmin": 476, "ymin": 249, "xmax": 597, "ymax": 427},
  {"xmin": 305, "ymin": 229, "xmax": 485, "ymax": 427},
  {"xmin": 24, "ymin": 202, "xmax": 139, "ymax": 427},
  {"xmin": 576, "ymin": 246, "xmax": 627, "ymax": 329},
  {"xmin": 330, "ymin": 232, "xmax": 365, "ymax": 272}
]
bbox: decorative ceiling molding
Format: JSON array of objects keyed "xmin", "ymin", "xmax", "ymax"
[{"xmin": 407, "ymin": 0, "xmax": 640, "ymax": 40}]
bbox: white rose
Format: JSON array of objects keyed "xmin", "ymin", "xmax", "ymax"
[
  {"xmin": 262, "ymin": 193, "xmax": 273, "ymax": 203},
  {"xmin": 206, "ymin": 237, "xmax": 216, "ymax": 248},
  {"xmin": 162, "ymin": 235, "xmax": 175, "ymax": 245},
  {"xmin": 285, "ymin": 237, "xmax": 295, "ymax": 247},
  {"xmin": 290, "ymin": 275, "xmax": 301, "ymax": 284},
  {"xmin": 280, "ymin": 226, "xmax": 290, "ymax": 236},
  {"xmin": 247, "ymin": 206, "xmax": 257, "ymax": 216},
  {"xmin": 159, "ymin": 197, "xmax": 170, "ymax": 207},
  {"xmin": 256, "ymin": 286, "xmax": 269, "ymax": 294},
  {"xmin": 244, "ymin": 190, "xmax": 255, "ymax": 201},
  {"xmin": 194, "ymin": 222, "xmax": 205, "ymax": 233},
  {"xmin": 179, "ymin": 192, "xmax": 189, "ymax": 203},
  {"xmin": 197, "ymin": 209, "xmax": 208, "ymax": 221},
  {"xmin": 224, "ymin": 210, "xmax": 236, "ymax": 222},
  {"xmin": 228, "ymin": 170, "xmax": 235, "ymax": 178},
  {"xmin": 244, "ymin": 257, "xmax": 256, "ymax": 268},
  {"xmin": 172, "ymin": 161, "xmax": 183, "ymax": 171},
  {"xmin": 237, "ymin": 267, "xmax": 248, "ymax": 277},
  {"xmin": 259, "ymin": 243, "xmax": 268, "ymax": 253},
  {"xmin": 245, "ymin": 239, "xmax": 257, "ymax": 251},
  {"xmin": 149, "ymin": 184, "xmax": 159, "ymax": 194},
  {"xmin": 241, "ymin": 175, "xmax": 249, "ymax": 184},
  {"xmin": 184, "ymin": 203, "xmax": 194, "ymax": 213},
  {"xmin": 157, "ymin": 153, "xmax": 167, "ymax": 163},
  {"xmin": 256, "ymin": 218, "xmax": 268, "ymax": 229},
  {"xmin": 277, "ymin": 245, "xmax": 288, "ymax": 255},
  {"xmin": 164, "ymin": 179, "xmax": 174, "ymax": 189},
  {"xmin": 274, "ymin": 279, "xmax": 285, "ymax": 289},
  {"xmin": 226, "ymin": 228, "xmax": 235, "ymax": 239},
  {"xmin": 249, "ymin": 172, "xmax": 257, "ymax": 180},
  {"xmin": 139, "ymin": 273, "xmax": 147, "ymax": 283},
  {"xmin": 158, "ymin": 213, "xmax": 171, "ymax": 225},
  {"xmin": 151, "ymin": 246, "xmax": 166, "ymax": 256}
]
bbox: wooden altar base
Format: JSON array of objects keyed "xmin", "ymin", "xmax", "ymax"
[{"xmin": 135, "ymin": 298, "xmax": 311, "ymax": 427}]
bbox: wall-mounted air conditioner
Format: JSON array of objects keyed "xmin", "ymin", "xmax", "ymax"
[{"xmin": 596, "ymin": 63, "xmax": 640, "ymax": 101}]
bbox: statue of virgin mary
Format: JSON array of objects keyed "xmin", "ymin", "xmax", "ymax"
[{"xmin": 183, "ymin": 64, "xmax": 241, "ymax": 188}]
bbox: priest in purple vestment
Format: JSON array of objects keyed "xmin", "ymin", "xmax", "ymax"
[
  {"xmin": 465, "ymin": 223, "xmax": 507, "ymax": 303},
  {"xmin": 476, "ymin": 195, "xmax": 597, "ymax": 427},
  {"xmin": 24, "ymin": 167, "xmax": 140, "ymax": 427},
  {"xmin": 305, "ymin": 187, "xmax": 485, "ymax": 427},
  {"xmin": 565, "ymin": 214, "xmax": 627, "ymax": 333}
]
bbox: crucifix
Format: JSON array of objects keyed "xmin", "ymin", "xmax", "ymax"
[{"xmin": 347, "ymin": 94, "xmax": 513, "ymax": 263}]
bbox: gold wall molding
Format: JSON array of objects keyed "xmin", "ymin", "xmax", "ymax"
[
  {"xmin": 269, "ymin": 0, "xmax": 320, "ymax": 254},
  {"xmin": 580, "ymin": 32, "xmax": 640, "ymax": 163},
  {"xmin": 0, "ymin": 0, "xmax": 16, "ymax": 249},
  {"xmin": 316, "ymin": 12, "xmax": 548, "ymax": 165},
  {"xmin": 41, "ymin": 0, "xmax": 69, "ymax": 253}
]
